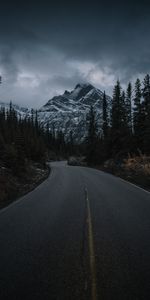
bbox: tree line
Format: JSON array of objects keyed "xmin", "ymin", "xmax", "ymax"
[
  {"xmin": 0, "ymin": 103, "xmax": 72, "ymax": 175},
  {"xmin": 86, "ymin": 74, "xmax": 150, "ymax": 164},
  {"xmin": 0, "ymin": 74, "xmax": 149, "ymax": 170}
]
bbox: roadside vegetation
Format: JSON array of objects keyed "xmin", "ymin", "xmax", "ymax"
[
  {"xmin": 0, "ymin": 103, "xmax": 72, "ymax": 208},
  {"xmin": 85, "ymin": 74, "xmax": 150, "ymax": 190}
]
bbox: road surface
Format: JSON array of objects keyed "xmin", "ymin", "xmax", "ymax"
[{"xmin": 0, "ymin": 161, "xmax": 150, "ymax": 300}]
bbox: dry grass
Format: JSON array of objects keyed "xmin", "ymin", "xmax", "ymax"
[
  {"xmin": 123, "ymin": 155, "xmax": 150, "ymax": 176},
  {"xmin": 101, "ymin": 154, "xmax": 150, "ymax": 191}
]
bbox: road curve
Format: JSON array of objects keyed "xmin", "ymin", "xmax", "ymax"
[{"xmin": 0, "ymin": 161, "xmax": 150, "ymax": 300}]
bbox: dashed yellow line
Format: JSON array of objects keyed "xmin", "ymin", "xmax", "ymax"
[{"xmin": 85, "ymin": 188, "xmax": 97, "ymax": 300}]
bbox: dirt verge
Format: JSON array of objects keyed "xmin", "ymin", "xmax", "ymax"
[
  {"xmin": 94, "ymin": 156, "xmax": 150, "ymax": 192},
  {"xmin": 0, "ymin": 162, "xmax": 50, "ymax": 210}
]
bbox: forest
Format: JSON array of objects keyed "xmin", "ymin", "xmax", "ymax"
[
  {"xmin": 0, "ymin": 74, "xmax": 150, "ymax": 205},
  {"xmin": 87, "ymin": 74, "xmax": 150, "ymax": 164},
  {"xmin": 0, "ymin": 74, "xmax": 150, "ymax": 167}
]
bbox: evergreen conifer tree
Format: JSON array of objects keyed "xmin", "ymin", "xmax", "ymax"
[
  {"xmin": 87, "ymin": 106, "xmax": 97, "ymax": 163},
  {"xmin": 133, "ymin": 78, "xmax": 141, "ymax": 134},
  {"xmin": 133, "ymin": 78, "xmax": 142, "ymax": 150},
  {"xmin": 111, "ymin": 81, "xmax": 130, "ymax": 157},
  {"xmin": 102, "ymin": 91, "xmax": 108, "ymax": 138},
  {"xmin": 142, "ymin": 74, "xmax": 150, "ymax": 153},
  {"xmin": 125, "ymin": 82, "xmax": 132, "ymax": 132}
]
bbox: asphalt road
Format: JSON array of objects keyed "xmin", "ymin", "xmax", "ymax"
[{"xmin": 0, "ymin": 161, "xmax": 150, "ymax": 300}]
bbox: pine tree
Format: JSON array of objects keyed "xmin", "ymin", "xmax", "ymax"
[
  {"xmin": 142, "ymin": 74, "xmax": 150, "ymax": 153},
  {"xmin": 111, "ymin": 80, "xmax": 122, "ymax": 130},
  {"xmin": 102, "ymin": 91, "xmax": 108, "ymax": 138},
  {"xmin": 143, "ymin": 74, "xmax": 150, "ymax": 108},
  {"xmin": 86, "ymin": 106, "xmax": 97, "ymax": 163},
  {"xmin": 133, "ymin": 78, "xmax": 141, "ymax": 134},
  {"xmin": 69, "ymin": 130, "xmax": 74, "ymax": 155},
  {"xmin": 35, "ymin": 110, "xmax": 39, "ymax": 132},
  {"xmin": 120, "ymin": 90, "xmax": 127, "ymax": 124},
  {"xmin": 110, "ymin": 81, "xmax": 130, "ymax": 158},
  {"xmin": 125, "ymin": 82, "xmax": 132, "ymax": 132},
  {"xmin": 133, "ymin": 78, "xmax": 142, "ymax": 151}
]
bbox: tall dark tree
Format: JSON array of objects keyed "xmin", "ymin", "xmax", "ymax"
[
  {"xmin": 133, "ymin": 78, "xmax": 142, "ymax": 151},
  {"xmin": 111, "ymin": 81, "xmax": 127, "ymax": 130},
  {"xmin": 125, "ymin": 82, "xmax": 132, "ymax": 132},
  {"xmin": 86, "ymin": 106, "xmax": 97, "ymax": 163},
  {"xmin": 110, "ymin": 81, "xmax": 131, "ymax": 157},
  {"xmin": 120, "ymin": 90, "xmax": 128, "ymax": 125},
  {"xmin": 111, "ymin": 80, "xmax": 122, "ymax": 130},
  {"xmin": 142, "ymin": 74, "xmax": 150, "ymax": 153},
  {"xmin": 143, "ymin": 74, "xmax": 150, "ymax": 107},
  {"xmin": 102, "ymin": 91, "xmax": 108, "ymax": 138},
  {"xmin": 133, "ymin": 79, "xmax": 141, "ymax": 133},
  {"xmin": 68, "ymin": 130, "xmax": 74, "ymax": 154}
]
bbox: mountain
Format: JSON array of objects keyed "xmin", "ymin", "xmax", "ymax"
[
  {"xmin": 0, "ymin": 83, "xmax": 111, "ymax": 142},
  {"xmin": 38, "ymin": 83, "xmax": 111, "ymax": 141}
]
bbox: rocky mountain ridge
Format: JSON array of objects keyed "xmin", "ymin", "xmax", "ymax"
[
  {"xmin": 0, "ymin": 83, "xmax": 111, "ymax": 141},
  {"xmin": 39, "ymin": 83, "xmax": 111, "ymax": 141}
]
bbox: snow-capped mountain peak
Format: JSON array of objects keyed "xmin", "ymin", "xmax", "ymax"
[
  {"xmin": 39, "ymin": 83, "xmax": 111, "ymax": 141},
  {"xmin": 0, "ymin": 83, "xmax": 111, "ymax": 142}
]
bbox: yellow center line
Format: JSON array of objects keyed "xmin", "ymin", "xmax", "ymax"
[{"xmin": 85, "ymin": 187, "xmax": 97, "ymax": 300}]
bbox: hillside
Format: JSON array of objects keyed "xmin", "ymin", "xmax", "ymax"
[
  {"xmin": 0, "ymin": 83, "xmax": 111, "ymax": 142},
  {"xmin": 39, "ymin": 83, "xmax": 111, "ymax": 141}
]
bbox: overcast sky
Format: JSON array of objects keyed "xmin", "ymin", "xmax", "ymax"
[{"xmin": 0, "ymin": 0, "xmax": 150, "ymax": 108}]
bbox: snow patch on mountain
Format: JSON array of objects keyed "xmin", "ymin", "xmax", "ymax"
[
  {"xmin": 0, "ymin": 83, "xmax": 112, "ymax": 142},
  {"xmin": 38, "ymin": 83, "xmax": 111, "ymax": 141}
]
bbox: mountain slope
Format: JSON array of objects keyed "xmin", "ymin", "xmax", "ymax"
[
  {"xmin": 38, "ymin": 83, "xmax": 111, "ymax": 141},
  {"xmin": 0, "ymin": 83, "xmax": 111, "ymax": 142}
]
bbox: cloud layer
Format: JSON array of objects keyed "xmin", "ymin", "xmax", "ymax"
[{"xmin": 0, "ymin": 1, "xmax": 150, "ymax": 107}]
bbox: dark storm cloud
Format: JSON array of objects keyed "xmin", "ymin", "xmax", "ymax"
[{"xmin": 0, "ymin": 0, "xmax": 150, "ymax": 106}]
